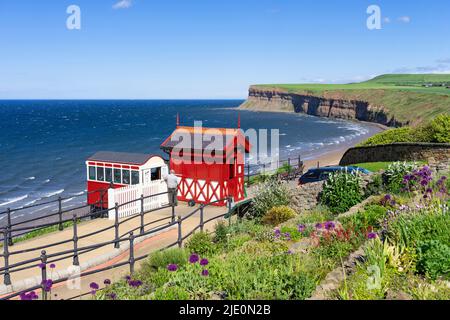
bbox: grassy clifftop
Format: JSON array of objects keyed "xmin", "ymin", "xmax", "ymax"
[{"xmin": 252, "ymin": 74, "xmax": 450, "ymax": 125}]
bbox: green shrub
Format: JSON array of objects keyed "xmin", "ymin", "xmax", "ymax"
[
  {"xmin": 358, "ymin": 127, "xmax": 415, "ymax": 146},
  {"xmin": 262, "ymin": 205, "xmax": 296, "ymax": 226},
  {"xmin": 248, "ymin": 180, "xmax": 291, "ymax": 219},
  {"xmin": 383, "ymin": 162, "xmax": 418, "ymax": 193},
  {"xmin": 358, "ymin": 114, "xmax": 450, "ymax": 146},
  {"xmin": 213, "ymin": 221, "xmax": 228, "ymax": 244},
  {"xmin": 144, "ymin": 248, "xmax": 189, "ymax": 272},
  {"xmin": 340, "ymin": 205, "xmax": 387, "ymax": 232},
  {"xmin": 320, "ymin": 171, "xmax": 363, "ymax": 214},
  {"xmin": 152, "ymin": 286, "xmax": 190, "ymax": 300},
  {"xmin": 430, "ymin": 114, "xmax": 450, "ymax": 143},
  {"xmin": 387, "ymin": 208, "xmax": 450, "ymax": 248},
  {"xmin": 416, "ymin": 240, "xmax": 450, "ymax": 280},
  {"xmin": 185, "ymin": 232, "xmax": 216, "ymax": 256}
]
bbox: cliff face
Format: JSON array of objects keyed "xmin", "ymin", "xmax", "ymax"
[{"xmin": 239, "ymin": 88, "xmax": 404, "ymax": 127}]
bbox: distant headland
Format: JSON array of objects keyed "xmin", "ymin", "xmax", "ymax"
[{"xmin": 239, "ymin": 74, "xmax": 450, "ymax": 127}]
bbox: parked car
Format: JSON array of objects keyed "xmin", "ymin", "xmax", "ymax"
[{"xmin": 298, "ymin": 166, "xmax": 370, "ymax": 185}]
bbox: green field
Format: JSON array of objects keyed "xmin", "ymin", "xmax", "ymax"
[{"xmin": 253, "ymin": 74, "xmax": 450, "ymax": 125}]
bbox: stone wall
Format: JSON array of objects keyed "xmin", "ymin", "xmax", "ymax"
[
  {"xmin": 289, "ymin": 181, "xmax": 324, "ymax": 212},
  {"xmin": 340, "ymin": 143, "xmax": 450, "ymax": 172}
]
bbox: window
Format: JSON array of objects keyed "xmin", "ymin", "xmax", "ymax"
[
  {"xmin": 114, "ymin": 169, "xmax": 121, "ymax": 184},
  {"xmin": 89, "ymin": 166, "xmax": 96, "ymax": 180},
  {"xmin": 151, "ymin": 167, "xmax": 161, "ymax": 181},
  {"xmin": 131, "ymin": 171, "xmax": 140, "ymax": 185},
  {"xmin": 122, "ymin": 170, "xmax": 130, "ymax": 184},
  {"xmin": 97, "ymin": 167, "xmax": 105, "ymax": 181},
  {"xmin": 304, "ymin": 171, "xmax": 319, "ymax": 179},
  {"xmin": 105, "ymin": 168, "xmax": 113, "ymax": 183}
]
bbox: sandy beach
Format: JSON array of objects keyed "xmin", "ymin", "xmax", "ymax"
[{"xmin": 302, "ymin": 147, "xmax": 348, "ymax": 170}]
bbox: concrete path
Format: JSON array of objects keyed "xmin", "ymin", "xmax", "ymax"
[{"xmin": 1, "ymin": 203, "xmax": 228, "ymax": 299}]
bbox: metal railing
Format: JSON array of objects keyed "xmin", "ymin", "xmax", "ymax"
[
  {"xmin": 0, "ymin": 186, "xmax": 111, "ymax": 245},
  {"xmin": 0, "ymin": 190, "xmax": 234, "ymax": 300},
  {"xmin": 244, "ymin": 154, "xmax": 304, "ymax": 184}
]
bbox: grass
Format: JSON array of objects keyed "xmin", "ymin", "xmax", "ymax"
[
  {"xmin": 249, "ymin": 74, "xmax": 450, "ymax": 125},
  {"xmin": 353, "ymin": 161, "xmax": 426, "ymax": 172}
]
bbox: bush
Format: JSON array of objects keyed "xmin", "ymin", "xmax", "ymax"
[
  {"xmin": 144, "ymin": 248, "xmax": 189, "ymax": 271},
  {"xmin": 340, "ymin": 204, "xmax": 387, "ymax": 232},
  {"xmin": 358, "ymin": 127, "xmax": 415, "ymax": 146},
  {"xmin": 152, "ymin": 286, "xmax": 190, "ymax": 300},
  {"xmin": 383, "ymin": 162, "xmax": 418, "ymax": 193},
  {"xmin": 185, "ymin": 232, "xmax": 216, "ymax": 256},
  {"xmin": 213, "ymin": 221, "xmax": 228, "ymax": 244},
  {"xmin": 416, "ymin": 240, "xmax": 450, "ymax": 280},
  {"xmin": 358, "ymin": 114, "xmax": 450, "ymax": 146},
  {"xmin": 320, "ymin": 171, "xmax": 363, "ymax": 214},
  {"xmin": 387, "ymin": 208, "xmax": 450, "ymax": 248},
  {"xmin": 430, "ymin": 114, "xmax": 450, "ymax": 143},
  {"xmin": 247, "ymin": 180, "xmax": 291, "ymax": 219},
  {"xmin": 262, "ymin": 206, "xmax": 296, "ymax": 226}
]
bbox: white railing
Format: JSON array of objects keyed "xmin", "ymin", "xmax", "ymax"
[{"xmin": 107, "ymin": 181, "xmax": 168, "ymax": 219}]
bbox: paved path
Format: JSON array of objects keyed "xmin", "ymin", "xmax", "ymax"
[{"xmin": 1, "ymin": 203, "xmax": 228, "ymax": 299}]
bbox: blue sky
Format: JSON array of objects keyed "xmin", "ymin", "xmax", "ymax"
[{"xmin": 0, "ymin": 0, "xmax": 449, "ymax": 99}]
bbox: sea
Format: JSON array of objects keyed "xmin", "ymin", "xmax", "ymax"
[{"xmin": 0, "ymin": 100, "xmax": 383, "ymax": 220}]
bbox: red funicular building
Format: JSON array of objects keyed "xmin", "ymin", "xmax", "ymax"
[{"xmin": 160, "ymin": 117, "xmax": 251, "ymax": 206}]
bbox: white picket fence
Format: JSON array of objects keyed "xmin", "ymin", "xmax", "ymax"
[{"xmin": 108, "ymin": 181, "xmax": 169, "ymax": 220}]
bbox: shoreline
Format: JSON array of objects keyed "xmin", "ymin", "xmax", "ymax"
[{"xmin": 236, "ymin": 106, "xmax": 387, "ymax": 169}]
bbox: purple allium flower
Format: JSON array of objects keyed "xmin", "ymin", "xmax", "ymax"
[
  {"xmin": 200, "ymin": 258, "xmax": 209, "ymax": 266},
  {"xmin": 367, "ymin": 232, "xmax": 378, "ymax": 240},
  {"xmin": 384, "ymin": 194, "xmax": 392, "ymax": 201},
  {"xmin": 104, "ymin": 279, "xmax": 111, "ymax": 286},
  {"xmin": 20, "ymin": 291, "xmax": 38, "ymax": 301},
  {"xmin": 89, "ymin": 282, "xmax": 99, "ymax": 290},
  {"xmin": 41, "ymin": 279, "xmax": 53, "ymax": 292},
  {"xmin": 49, "ymin": 263, "xmax": 56, "ymax": 269},
  {"xmin": 189, "ymin": 253, "xmax": 199, "ymax": 264},
  {"xmin": 167, "ymin": 264, "xmax": 178, "ymax": 272},
  {"xmin": 38, "ymin": 263, "xmax": 46, "ymax": 269},
  {"xmin": 324, "ymin": 221, "xmax": 336, "ymax": 230},
  {"xmin": 274, "ymin": 228, "xmax": 281, "ymax": 238},
  {"xmin": 286, "ymin": 250, "xmax": 293, "ymax": 255},
  {"xmin": 124, "ymin": 275, "xmax": 131, "ymax": 281},
  {"xmin": 107, "ymin": 293, "xmax": 117, "ymax": 300},
  {"xmin": 283, "ymin": 232, "xmax": 291, "ymax": 241},
  {"xmin": 201, "ymin": 269, "xmax": 209, "ymax": 277},
  {"xmin": 128, "ymin": 280, "xmax": 143, "ymax": 288},
  {"xmin": 315, "ymin": 223, "xmax": 323, "ymax": 229},
  {"xmin": 297, "ymin": 224, "xmax": 306, "ymax": 232}
]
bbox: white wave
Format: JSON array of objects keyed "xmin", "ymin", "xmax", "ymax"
[
  {"xmin": 71, "ymin": 191, "xmax": 84, "ymax": 196},
  {"xmin": 25, "ymin": 177, "xmax": 36, "ymax": 181},
  {"xmin": 43, "ymin": 189, "xmax": 65, "ymax": 198},
  {"xmin": 0, "ymin": 195, "xmax": 28, "ymax": 207},
  {"xmin": 62, "ymin": 197, "xmax": 74, "ymax": 204},
  {"xmin": 44, "ymin": 179, "xmax": 50, "ymax": 183}
]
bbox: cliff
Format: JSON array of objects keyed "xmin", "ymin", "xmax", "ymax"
[
  {"xmin": 239, "ymin": 87, "xmax": 403, "ymax": 127},
  {"xmin": 238, "ymin": 75, "xmax": 450, "ymax": 127}
]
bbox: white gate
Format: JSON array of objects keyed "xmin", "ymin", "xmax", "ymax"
[{"xmin": 108, "ymin": 180, "xmax": 168, "ymax": 220}]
